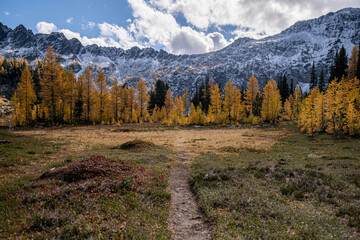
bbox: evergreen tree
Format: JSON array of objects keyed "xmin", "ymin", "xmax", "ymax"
[
  {"xmin": 337, "ymin": 46, "xmax": 348, "ymax": 80},
  {"xmin": 329, "ymin": 46, "xmax": 348, "ymax": 82},
  {"xmin": 290, "ymin": 79, "xmax": 294, "ymax": 95},
  {"xmin": 150, "ymin": 79, "xmax": 167, "ymax": 109},
  {"xmin": 310, "ymin": 62, "xmax": 317, "ymax": 90},
  {"xmin": 200, "ymin": 75, "xmax": 212, "ymax": 113},
  {"xmin": 279, "ymin": 75, "xmax": 289, "ymax": 102},
  {"xmin": 318, "ymin": 69, "xmax": 325, "ymax": 92},
  {"xmin": 191, "ymin": 85, "xmax": 200, "ymax": 107}
]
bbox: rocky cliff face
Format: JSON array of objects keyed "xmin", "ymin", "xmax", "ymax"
[{"xmin": 1, "ymin": 8, "xmax": 360, "ymax": 97}]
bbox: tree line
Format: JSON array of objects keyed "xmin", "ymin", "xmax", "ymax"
[
  {"xmin": 7, "ymin": 44, "xmax": 360, "ymax": 135},
  {"xmin": 299, "ymin": 44, "xmax": 360, "ymax": 136}
]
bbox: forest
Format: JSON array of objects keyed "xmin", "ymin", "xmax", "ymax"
[{"xmin": 2, "ymin": 44, "xmax": 360, "ymax": 136}]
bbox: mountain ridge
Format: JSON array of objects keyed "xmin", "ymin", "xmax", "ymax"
[{"xmin": 1, "ymin": 7, "xmax": 360, "ymax": 97}]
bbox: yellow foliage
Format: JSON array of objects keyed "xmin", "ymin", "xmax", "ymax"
[
  {"xmin": 261, "ymin": 79, "xmax": 282, "ymax": 124},
  {"xmin": 245, "ymin": 75, "xmax": 260, "ymax": 116}
]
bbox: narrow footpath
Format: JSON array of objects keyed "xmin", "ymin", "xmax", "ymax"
[{"xmin": 168, "ymin": 133, "xmax": 212, "ymax": 240}]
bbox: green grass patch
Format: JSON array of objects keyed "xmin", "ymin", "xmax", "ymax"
[
  {"xmin": 190, "ymin": 123, "xmax": 360, "ymax": 239},
  {"xmin": 0, "ymin": 130, "xmax": 61, "ymax": 167},
  {"xmin": 0, "ymin": 131, "xmax": 173, "ymax": 239}
]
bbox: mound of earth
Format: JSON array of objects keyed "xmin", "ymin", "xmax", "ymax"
[
  {"xmin": 113, "ymin": 140, "xmax": 156, "ymax": 151},
  {"xmin": 40, "ymin": 155, "xmax": 145, "ymax": 183}
]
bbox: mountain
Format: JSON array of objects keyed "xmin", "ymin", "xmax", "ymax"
[{"xmin": 1, "ymin": 8, "xmax": 360, "ymax": 97}]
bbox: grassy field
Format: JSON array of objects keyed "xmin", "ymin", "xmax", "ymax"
[
  {"xmin": 191, "ymin": 124, "xmax": 360, "ymax": 239},
  {"xmin": 0, "ymin": 127, "xmax": 174, "ymax": 239},
  {"xmin": 1, "ymin": 123, "xmax": 359, "ymax": 239}
]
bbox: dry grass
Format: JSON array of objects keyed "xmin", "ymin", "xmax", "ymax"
[{"xmin": 16, "ymin": 124, "xmax": 286, "ymax": 157}]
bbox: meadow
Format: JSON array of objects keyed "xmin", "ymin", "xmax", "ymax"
[{"xmin": 0, "ymin": 123, "xmax": 359, "ymax": 239}]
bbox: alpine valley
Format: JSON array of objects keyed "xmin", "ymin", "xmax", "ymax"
[{"xmin": 0, "ymin": 8, "xmax": 360, "ymax": 97}]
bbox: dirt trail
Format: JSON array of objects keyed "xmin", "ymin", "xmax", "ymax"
[{"xmin": 168, "ymin": 132, "xmax": 212, "ymax": 240}]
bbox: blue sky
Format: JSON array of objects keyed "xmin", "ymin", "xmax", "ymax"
[{"xmin": 1, "ymin": 0, "xmax": 360, "ymax": 54}]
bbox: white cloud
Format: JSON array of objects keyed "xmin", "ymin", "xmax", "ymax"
[
  {"xmin": 36, "ymin": 21, "xmax": 142, "ymax": 50},
  {"xmin": 81, "ymin": 21, "xmax": 96, "ymax": 29},
  {"xmin": 87, "ymin": 21, "xmax": 95, "ymax": 29},
  {"xmin": 98, "ymin": 22, "xmax": 142, "ymax": 49},
  {"xmin": 66, "ymin": 17, "xmax": 73, "ymax": 24},
  {"xmin": 231, "ymin": 28, "xmax": 266, "ymax": 40},
  {"xmin": 33, "ymin": 0, "xmax": 360, "ymax": 55},
  {"xmin": 127, "ymin": 0, "xmax": 229, "ymax": 54},
  {"xmin": 149, "ymin": 0, "xmax": 360, "ymax": 37},
  {"xmin": 208, "ymin": 32, "xmax": 229, "ymax": 51},
  {"xmin": 4, "ymin": 11, "xmax": 10, "ymax": 16},
  {"xmin": 36, "ymin": 21, "xmax": 57, "ymax": 34}
]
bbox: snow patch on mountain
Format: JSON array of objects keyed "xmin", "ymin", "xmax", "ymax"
[{"xmin": 0, "ymin": 8, "xmax": 360, "ymax": 97}]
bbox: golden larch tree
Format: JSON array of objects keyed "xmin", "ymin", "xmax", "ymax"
[
  {"xmin": 128, "ymin": 86, "xmax": 137, "ymax": 123},
  {"xmin": 298, "ymin": 87, "xmax": 319, "ymax": 136},
  {"xmin": 83, "ymin": 67, "xmax": 95, "ymax": 122},
  {"xmin": 292, "ymin": 87, "xmax": 302, "ymax": 119},
  {"xmin": 283, "ymin": 96, "xmax": 293, "ymax": 121},
  {"xmin": 164, "ymin": 88, "xmax": 174, "ymax": 115},
  {"xmin": 40, "ymin": 46, "xmax": 62, "ymax": 124},
  {"xmin": 347, "ymin": 44, "xmax": 359, "ymax": 80},
  {"xmin": 74, "ymin": 74, "xmax": 85, "ymax": 122},
  {"xmin": 232, "ymin": 88, "xmax": 245, "ymax": 122},
  {"xmin": 344, "ymin": 101, "xmax": 359, "ymax": 136},
  {"xmin": 223, "ymin": 80, "xmax": 236, "ymax": 122},
  {"xmin": 208, "ymin": 84, "xmax": 223, "ymax": 124},
  {"xmin": 245, "ymin": 75, "xmax": 260, "ymax": 116},
  {"xmin": 182, "ymin": 87, "xmax": 190, "ymax": 116},
  {"xmin": 136, "ymin": 78, "xmax": 150, "ymax": 122},
  {"xmin": 110, "ymin": 78, "xmax": 121, "ymax": 122},
  {"xmin": 324, "ymin": 79, "xmax": 345, "ymax": 136},
  {"xmin": 96, "ymin": 70, "xmax": 108, "ymax": 123},
  {"xmin": 120, "ymin": 86, "xmax": 129, "ymax": 122},
  {"xmin": 315, "ymin": 91, "xmax": 326, "ymax": 132},
  {"xmin": 261, "ymin": 79, "xmax": 282, "ymax": 124},
  {"xmin": 14, "ymin": 67, "xmax": 36, "ymax": 125},
  {"xmin": 67, "ymin": 69, "xmax": 76, "ymax": 123}
]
